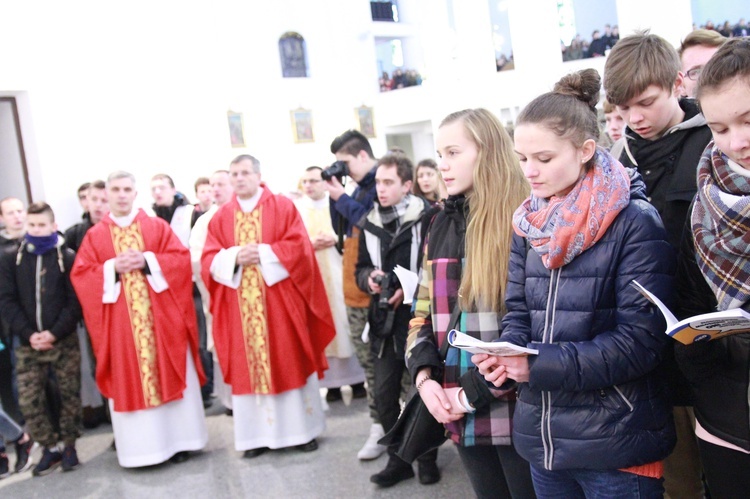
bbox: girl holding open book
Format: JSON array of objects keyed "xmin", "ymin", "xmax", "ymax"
[
  {"xmin": 405, "ymin": 108, "xmax": 535, "ymax": 499},
  {"xmin": 474, "ymin": 69, "xmax": 677, "ymax": 498},
  {"xmin": 674, "ymin": 38, "xmax": 750, "ymax": 498}
]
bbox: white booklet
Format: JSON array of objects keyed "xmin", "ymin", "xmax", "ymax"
[
  {"xmin": 630, "ymin": 280, "xmax": 750, "ymax": 344},
  {"xmin": 448, "ymin": 329, "xmax": 539, "ymax": 356}
]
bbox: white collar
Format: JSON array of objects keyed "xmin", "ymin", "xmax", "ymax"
[
  {"xmin": 111, "ymin": 209, "xmax": 138, "ymax": 227},
  {"xmin": 237, "ymin": 188, "xmax": 264, "ymax": 213}
]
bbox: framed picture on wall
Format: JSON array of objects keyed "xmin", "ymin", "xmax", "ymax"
[
  {"xmin": 227, "ymin": 111, "xmax": 246, "ymax": 148},
  {"xmin": 356, "ymin": 106, "xmax": 376, "ymax": 138},
  {"xmin": 291, "ymin": 108, "xmax": 314, "ymax": 143}
]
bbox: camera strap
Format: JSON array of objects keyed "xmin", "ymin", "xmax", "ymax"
[{"xmin": 335, "ymin": 216, "xmax": 345, "ymax": 255}]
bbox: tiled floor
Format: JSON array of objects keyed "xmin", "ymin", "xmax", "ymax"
[{"xmin": 0, "ymin": 394, "xmax": 470, "ymax": 498}]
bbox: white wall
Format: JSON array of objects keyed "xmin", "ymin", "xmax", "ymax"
[
  {"xmin": 0, "ymin": 0, "xmax": 696, "ymax": 229},
  {"xmin": 0, "ymin": 0, "xmax": 389, "ymax": 228}
]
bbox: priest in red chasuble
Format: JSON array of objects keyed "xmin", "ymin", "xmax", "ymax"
[
  {"xmin": 71, "ymin": 171, "xmax": 208, "ymax": 468},
  {"xmin": 202, "ymin": 154, "xmax": 335, "ymax": 458}
]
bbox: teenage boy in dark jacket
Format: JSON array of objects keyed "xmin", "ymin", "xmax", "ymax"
[
  {"xmin": 0, "ymin": 202, "xmax": 82, "ymax": 477},
  {"xmin": 355, "ymin": 153, "xmax": 436, "ymax": 488},
  {"xmin": 604, "ymin": 30, "xmax": 712, "ymax": 499}
]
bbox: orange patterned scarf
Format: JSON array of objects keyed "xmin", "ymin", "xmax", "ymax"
[{"xmin": 512, "ymin": 149, "xmax": 631, "ymax": 269}]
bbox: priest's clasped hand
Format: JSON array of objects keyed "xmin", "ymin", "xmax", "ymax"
[
  {"xmin": 237, "ymin": 244, "xmax": 260, "ymax": 266},
  {"xmin": 114, "ymin": 249, "xmax": 146, "ymax": 274}
]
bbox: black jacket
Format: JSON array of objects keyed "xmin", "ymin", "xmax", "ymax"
[
  {"xmin": 356, "ymin": 195, "xmax": 428, "ymax": 357},
  {"xmin": 0, "ymin": 238, "xmax": 81, "ymax": 346},
  {"xmin": 618, "ymin": 98, "xmax": 712, "ymax": 250},
  {"xmin": 0, "ymin": 232, "xmax": 22, "ymax": 254},
  {"xmin": 64, "ymin": 213, "xmax": 93, "ymax": 253},
  {"xmin": 675, "ymin": 213, "xmax": 750, "ymax": 452},
  {"xmin": 501, "ymin": 174, "xmax": 676, "ymax": 470},
  {"xmin": 618, "ymin": 99, "xmax": 712, "ymax": 406}
]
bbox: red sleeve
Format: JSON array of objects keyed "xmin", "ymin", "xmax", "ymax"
[
  {"xmin": 268, "ymin": 197, "xmax": 335, "ymax": 361},
  {"xmin": 145, "ymin": 218, "xmax": 205, "ymax": 386},
  {"xmin": 70, "ymin": 225, "xmax": 115, "ymax": 398}
]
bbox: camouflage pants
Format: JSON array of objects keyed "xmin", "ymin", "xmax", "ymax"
[
  {"xmin": 347, "ymin": 306, "xmax": 378, "ymax": 421},
  {"xmin": 15, "ymin": 332, "xmax": 82, "ymax": 447}
]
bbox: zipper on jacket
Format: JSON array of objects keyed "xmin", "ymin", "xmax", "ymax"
[
  {"xmin": 613, "ymin": 385, "xmax": 635, "ymax": 412},
  {"xmin": 35, "ymin": 255, "xmax": 43, "ymax": 331},
  {"xmin": 541, "ymin": 268, "xmax": 561, "ymax": 470}
]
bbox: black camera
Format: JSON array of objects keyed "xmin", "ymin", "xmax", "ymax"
[
  {"xmin": 373, "ymin": 273, "xmax": 396, "ymax": 310},
  {"xmin": 321, "ymin": 160, "xmax": 349, "ymax": 182}
]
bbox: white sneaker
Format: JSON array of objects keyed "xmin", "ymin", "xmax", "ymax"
[{"xmin": 357, "ymin": 423, "xmax": 387, "ymax": 460}]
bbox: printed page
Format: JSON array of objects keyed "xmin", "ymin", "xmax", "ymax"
[
  {"xmin": 448, "ymin": 329, "xmax": 539, "ymax": 356},
  {"xmin": 393, "ymin": 265, "xmax": 419, "ymax": 305}
]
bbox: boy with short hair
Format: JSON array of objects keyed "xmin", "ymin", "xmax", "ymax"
[
  {"xmin": 604, "ymin": 30, "xmax": 712, "ymax": 499},
  {"xmin": 604, "ymin": 30, "xmax": 712, "ymax": 249},
  {"xmin": 0, "ymin": 202, "xmax": 82, "ymax": 477},
  {"xmin": 355, "ymin": 153, "xmax": 438, "ymax": 487}
]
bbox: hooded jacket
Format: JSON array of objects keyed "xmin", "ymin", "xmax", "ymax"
[
  {"xmin": 617, "ymin": 98, "xmax": 712, "ymax": 249},
  {"xmin": 355, "ymin": 194, "xmax": 428, "ymax": 357},
  {"xmin": 0, "ymin": 234, "xmax": 81, "ymax": 346},
  {"xmin": 501, "ymin": 173, "xmax": 677, "ymax": 471}
]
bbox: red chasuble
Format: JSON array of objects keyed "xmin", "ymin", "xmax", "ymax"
[
  {"xmin": 71, "ymin": 209, "xmax": 205, "ymax": 412},
  {"xmin": 201, "ymin": 189, "xmax": 335, "ymax": 395}
]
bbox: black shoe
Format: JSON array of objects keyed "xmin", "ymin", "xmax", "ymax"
[
  {"xmin": 225, "ymin": 408, "xmax": 233, "ymax": 417},
  {"xmin": 351, "ymin": 383, "xmax": 367, "ymax": 399},
  {"xmin": 294, "ymin": 439, "xmax": 318, "ymax": 452},
  {"xmin": 169, "ymin": 451, "xmax": 190, "ymax": 464},
  {"xmin": 325, "ymin": 388, "xmax": 343, "ymax": 402},
  {"xmin": 110, "ymin": 439, "xmax": 117, "ymax": 451},
  {"xmin": 243, "ymin": 447, "xmax": 268, "ymax": 459},
  {"xmin": 370, "ymin": 457, "xmax": 415, "ymax": 487},
  {"xmin": 61, "ymin": 445, "xmax": 81, "ymax": 472},
  {"xmin": 14, "ymin": 436, "xmax": 34, "ymax": 473},
  {"xmin": 32, "ymin": 448, "xmax": 62, "ymax": 477},
  {"xmin": 0, "ymin": 454, "xmax": 10, "ymax": 479},
  {"xmin": 417, "ymin": 460, "xmax": 441, "ymax": 485}
]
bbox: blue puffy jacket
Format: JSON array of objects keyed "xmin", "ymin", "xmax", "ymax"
[{"xmin": 501, "ymin": 174, "xmax": 676, "ymax": 471}]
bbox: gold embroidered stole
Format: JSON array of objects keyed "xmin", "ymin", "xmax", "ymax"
[
  {"xmin": 235, "ymin": 208, "xmax": 271, "ymax": 393},
  {"xmin": 110, "ymin": 222, "xmax": 162, "ymax": 407}
]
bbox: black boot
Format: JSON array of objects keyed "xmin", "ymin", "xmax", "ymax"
[
  {"xmin": 416, "ymin": 448, "xmax": 440, "ymax": 484},
  {"xmin": 369, "ymin": 455, "xmax": 414, "ymax": 487}
]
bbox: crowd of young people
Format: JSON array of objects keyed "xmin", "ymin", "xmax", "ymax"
[{"xmin": 1, "ymin": 25, "xmax": 749, "ymax": 499}]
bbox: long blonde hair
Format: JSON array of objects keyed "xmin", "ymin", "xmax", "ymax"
[{"xmin": 440, "ymin": 109, "xmax": 528, "ymax": 313}]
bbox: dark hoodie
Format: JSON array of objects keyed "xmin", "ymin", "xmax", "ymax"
[
  {"xmin": 618, "ymin": 98, "xmax": 712, "ymax": 249},
  {"xmin": 153, "ymin": 192, "xmax": 190, "ymax": 225}
]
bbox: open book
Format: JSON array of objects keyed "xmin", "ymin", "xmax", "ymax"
[
  {"xmin": 631, "ymin": 280, "xmax": 750, "ymax": 344},
  {"xmin": 448, "ymin": 329, "xmax": 539, "ymax": 356}
]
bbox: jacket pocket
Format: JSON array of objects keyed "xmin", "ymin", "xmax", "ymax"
[{"xmin": 598, "ymin": 386, "xmax": 634, "ymax": 415}]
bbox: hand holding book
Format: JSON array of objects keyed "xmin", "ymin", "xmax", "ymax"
[
  {"xmin": 631, "ymin": 280, "xmax": 750, "ymax": 344},
  {"xmin": 447, "ymin": 329, "xmax": 539, "ymax": 356}
]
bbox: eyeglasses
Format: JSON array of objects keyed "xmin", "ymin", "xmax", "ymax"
[
  {"xmin": 301, "ymin": 179, "xmax": 321, "ymax": 185},
  {"xmin": 685, "ymin": 67, "xmax": 702, "ymax": 81}
]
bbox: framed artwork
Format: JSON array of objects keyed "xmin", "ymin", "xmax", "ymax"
[
  {"xmin": 227, "ymin": 111, "xmax": 246, "ymax": 148},
  {"xmin": 291, "ymin": 108, "xmax": 314, "ymax": 143},
  {"xmin": 356, "ymin": 106, "xmax": 375, "ymax": 138}
]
